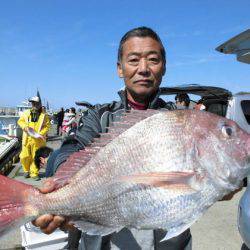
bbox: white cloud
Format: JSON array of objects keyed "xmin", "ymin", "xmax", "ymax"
[
  {"xmin": 169, "ymin": 54, "xmax": 227, "ymax": 67},
  {"xmin": 106, "ymin": 42, "xmax": 118, "ymax": 47}
]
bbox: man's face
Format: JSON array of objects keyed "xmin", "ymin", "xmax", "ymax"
[
  {"xmin": 31, "ymin": 102, "xmax": 41, "ymax": 111},
  {"xmin": 117, "ymin": 37, "xmax": 165, "ymax": 101}
]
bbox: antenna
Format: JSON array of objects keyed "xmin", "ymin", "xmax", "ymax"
[{"xmin": 36, "ymin": 89, "xmax": 42, "ymax": 106}]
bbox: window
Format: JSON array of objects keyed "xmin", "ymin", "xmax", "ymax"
[
  {"xmin": 206, "ymin": 103, "xmax": 228, "ymax": 117},
  {"xmin": 241, "ymin": 100, "xmax": 250, "ymax": 124}
]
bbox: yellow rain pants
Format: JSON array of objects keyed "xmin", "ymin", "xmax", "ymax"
[{"xmin": 18, "ymin": 109, "xmax": 50, "ymax": 178}]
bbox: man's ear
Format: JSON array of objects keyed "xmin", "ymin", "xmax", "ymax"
[
  {"xmin": 39, "ymin": 157, "xmax": 45, "ymax": 165},
  {"xmin": 117, "ymin": 62, "xmax": 124, "ymax": 78},
  {"xmin": 162, "ymin": 64, "xmax": 166, "ymax": 76}
]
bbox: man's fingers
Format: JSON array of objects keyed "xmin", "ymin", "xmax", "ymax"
[
  {"xmin": 60, "ymin": 220, "xmax": 75, "ymax": 232},
  {"xmin": 39, "ymin": 178, "xmax": 55, "ymax": 193},
  {"xmin": 42, "ymin": 216, "xmax": 66, "ymax": 234},
  {"xmin": 32, "ymin": 215, "xmax": 67, "ymax": 234},
  {"xmin": 32, "ymin": 214, "xmax": 54, "ymax": 228},
  {"xmin": 221, "ymin": 186, "xmax": 243, "ymax": 201}
]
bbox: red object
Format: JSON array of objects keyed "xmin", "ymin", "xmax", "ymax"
[
  {"xmin": 0, "ymin": 175, "xmax": 37, "ymax": 235},
  {"xmin": 128, "ymin": 99, "xmax": 147, "ymax": 110}
]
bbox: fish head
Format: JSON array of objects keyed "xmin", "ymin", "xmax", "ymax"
[{"xmin": 186, "ymin": 110, "xmax": 250, "ymax": 190}]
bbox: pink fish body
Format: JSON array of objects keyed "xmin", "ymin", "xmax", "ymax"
[{"xmin": 0, "ymin": 110, "xmax": 249, "ymax": 240}]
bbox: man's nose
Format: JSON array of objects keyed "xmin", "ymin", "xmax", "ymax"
[{"xmin": 138, "ymin": 59, "xmax": 150, "ymax": 75}]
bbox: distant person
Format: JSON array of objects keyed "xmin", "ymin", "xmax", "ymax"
[
  {"xmin": 56, "ymin": 108, "xmax": 64, "ymax": 135},
  {"xmin": 175, "ymin": 93, "xmax": 190, "ymax": 109},
  {"xmin": 18, "ymin": 96, "xmax": 51, "ymax": 180},
  {"xmin": 195, "ymin": 98, "xmax": 206, "ymax": 111},
  {"xmin": 34, "ymin": 146, "xmax": 53, "ymax": 170},
  {"xmin": 61, "ymin": 109, "xmax": 70, "ymax": 134},
  {"xmin": 62, "ymin": 107, "xmax": 77, "ymax": 137},
  {"xmin": 41, "ymin": 106, "xmax": 46, "ymax": 113}
]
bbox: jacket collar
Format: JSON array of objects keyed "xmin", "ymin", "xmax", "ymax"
[{"xmin": 118, "ymin": 88, "xmax": 162, "ymax": 110}]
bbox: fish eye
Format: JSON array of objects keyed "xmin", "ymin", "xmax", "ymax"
[{"xmin": 222, "ymin": 125, "xmax": 233, "ymax": 137}]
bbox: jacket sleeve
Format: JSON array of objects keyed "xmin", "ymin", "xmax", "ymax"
[
  {"xmin": 39, "ymin": 114, "xmax": 51, "ymax": 136},
  {"xmin": 46, "ymin": 108, "xmax": 103, "ymax": 177},
  {"xmin": 17, "ymin": 112, "xmax": 28, "ymax": 130}
]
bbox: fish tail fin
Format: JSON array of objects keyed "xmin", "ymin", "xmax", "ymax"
[{"xmin": 0, "ymin": 175, "xmax": 39, "ymax": 236}]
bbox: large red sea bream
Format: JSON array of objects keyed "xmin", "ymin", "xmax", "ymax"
[{"xmin": 0, "ymin": 109, "xmax": 249, "ymax": 241}]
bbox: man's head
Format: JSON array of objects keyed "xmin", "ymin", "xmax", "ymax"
[
  {"xmin": 117, "ymin": 27, "xmax": 166, "ymax": 103},
  {"xmin": 29, "ymin": 96, "xmax": 41, "ymax": 111},
  {"xmin": 70, "ymin": 107, "xmax": 76, "ymax": 114},
  {"xmin": 175, "ymin": 93, "xmax": 190, "ymax": 108},
  {"xmin": 34, "ymin": 146, "xmax": 53, "ymax": 170}
]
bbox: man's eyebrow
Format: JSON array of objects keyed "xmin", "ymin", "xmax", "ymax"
[{"xmin": 127, "ymin": 51, "xmax": 160, "ymax": 57}]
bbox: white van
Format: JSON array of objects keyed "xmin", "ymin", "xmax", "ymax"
[
  {"xmin": 159, "ymin": 85, "xmax": 250, "ymax": 130},
  {"xmin": 217, "ymin": 29, "xmax": 250, "ymax": 249},
  {"xmin": 226, "ymin": 94, "xmax": 250, "ymax": 133}
]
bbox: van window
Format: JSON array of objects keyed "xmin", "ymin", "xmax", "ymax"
[
  {"xmin": 206, "ymin": 103, "xmax": 228, "ymax": 117},
  {"xmin": 241, "ymin": 100, "xmax": 250, "ymax": 124}
]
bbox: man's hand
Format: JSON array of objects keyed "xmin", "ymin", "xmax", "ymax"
[
  {"xmin": 23, "ymin": 127, "xmax": 30, "ymax": 133},
  {"xmin": 32, "ymin": 214, "xmax": 66, "ymax": 234},
  {"xmin": 32, "ymin": 178, "xmax": 75, "ymax": 234},
  {"xmin": 221, "ymin": 186, "xmax": 243, "ymax": 201}
]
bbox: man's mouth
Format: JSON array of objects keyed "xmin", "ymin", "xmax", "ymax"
[{"xmin": 134, "ymin": 79, "xmax": 153, "ymax": 85}]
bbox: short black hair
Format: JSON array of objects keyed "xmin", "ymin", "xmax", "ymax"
[
  {"xmin": 118, "ymin": 26, "xmax": 166, "ymax": 66},
  {"xmin": 175, "ymin": 93, "xmax": 190, "ymax": 107},
  {"xmin": 70, "ymin": 107, "xmax": 76, "ymax": 114},
  {"xmin": 34, "ymin": 146, "xmax": 53, "ymax": 169}
]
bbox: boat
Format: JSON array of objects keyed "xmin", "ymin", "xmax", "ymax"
[
  {"xmin": 16, "ymin": 100, "xmax": 32, "ymax": 116},
  {"xmin": 0, "ymin": 101, "xmax": 28, "ymax": 174},
  {"xmin": 0, "ymin": 134, "xmax": 20, "ymax": 174}
]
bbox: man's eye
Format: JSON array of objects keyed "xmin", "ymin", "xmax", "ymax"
[
  {"xmin": 148, "ymin": 57, "xmax": 160, "ymax": 63},
  {"xmin": 128, "ymin": 58, "xmax": 139, "ymax": 62},
  {"xmin": 128, "ymin": 58, "xmax": 139, "ymax": 64}
]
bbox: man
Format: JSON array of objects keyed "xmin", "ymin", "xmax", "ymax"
[
  {"xmin": 175, "ymin": 93, "xmax": 190, "ymax": 109},
  {"xmin": 18, "ymin": 96, "xmax": 51, "ymax": 180},
  {"xmin": 56, "ymin": 107, "xmax": 64, "ymax": 135},
  {"xmin": 194, "ymin": 99, "xmax": 206, "ymax": 111},
  {"xmin": 33, "ymin": 27, "xmax": 192, "ymax": 249},
  {"xmin": 34, "ymin": 146, "xmax": 53, "ymax": 171}
]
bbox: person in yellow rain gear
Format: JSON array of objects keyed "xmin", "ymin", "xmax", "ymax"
[{"xmin": 18, "ymin": 96, "xmax": 51, "ymax": 181}]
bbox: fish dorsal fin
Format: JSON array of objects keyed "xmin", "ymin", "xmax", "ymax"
[{"xmin": 52, "ymin": 109, "xmax": 162, "ymax": 189}]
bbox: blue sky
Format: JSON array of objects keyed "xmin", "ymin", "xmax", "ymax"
[{"xmin": 0, "ymin": 0, "xmax": 249, "ymax": 110}]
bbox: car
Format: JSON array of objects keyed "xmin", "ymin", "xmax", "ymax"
[
  {"xmin": 159, "ymin": 84, "xmax": 232, "ymax": 116},
  {"xmin": 216, "ymin": 29, "xmax": 250, "ymax": 249},
  {"xmin": 159, "ymin": 84, "xmax": 249, "ymax": 130}
]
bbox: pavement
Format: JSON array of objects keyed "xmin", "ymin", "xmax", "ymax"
[
  {"xmin": 0, "ymin": 125, "xmax": 246, "ymax": 249},
  {"xmin": 191, "ymin": 189, "xmax": 244, "ymax": 250}
]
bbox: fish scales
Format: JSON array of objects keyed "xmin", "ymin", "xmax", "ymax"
[
  {"xmin": 46, "ymin": 113, "xmax": 186, "ymax": 199},
  {"xmin": 39, "ymin": 112, "xmax": 217, "ymax": 222}
]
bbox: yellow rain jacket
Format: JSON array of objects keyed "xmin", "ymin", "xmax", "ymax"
[{"xmin": 18, "ymin": 109, "xmax": 51, "ymax": 177}]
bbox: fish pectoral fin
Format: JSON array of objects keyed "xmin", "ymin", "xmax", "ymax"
[
  {"xmin": 73, "ymin": 220, "xmax": 122, "ymax": 236},
  {"xmin": 161, "ymin": 220, "xmax": 195, "ymax": 242},
  {"xmin": 120, "ymin": 171, "xmax": 202, "ymax": 192}
]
